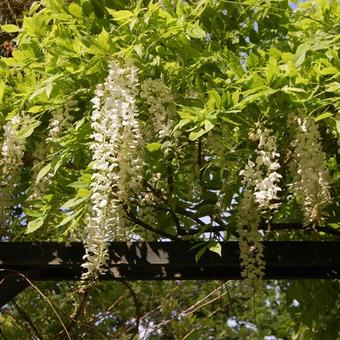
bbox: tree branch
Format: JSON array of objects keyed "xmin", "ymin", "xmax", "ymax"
[
  {"xmin": 119, "ymin": 281, "xmax": 141, "ymax": 340},
  {"xmin": 124, "ymin": 208, "xmax": 180, "ymax": 241}
]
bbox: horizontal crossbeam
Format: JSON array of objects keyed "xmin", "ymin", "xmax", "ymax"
[{"xmin": 1, "ymin": 241, "xmax": 340, "ymax": 308}]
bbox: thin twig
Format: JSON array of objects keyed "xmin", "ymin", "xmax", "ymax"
[
  {"xmin": 125, "ymin": 208, "xmax": 180, "ymax": 240},
  {"xmin": 57, "ymin": 288, "xmax": 89, "ymax": 339},
  {"xmin": 119, "ymin": 281, "xmax": 141, "ymax": 340}
]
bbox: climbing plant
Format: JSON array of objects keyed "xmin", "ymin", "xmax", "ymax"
[{"xmin": 0, "ymin": 0, "xmax": 340, "ymax": 337}]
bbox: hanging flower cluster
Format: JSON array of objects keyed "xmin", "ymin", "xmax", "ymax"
[
  {"xmin": 237, "ymin": 190, "xmax": 264, "ymax": 293},
  {"xmin": 245, "ymin": 127, "xmax": 282, "ymax": 209},
  {"xmin": 1, "ymin": 112, "xmax": 30, "ymax": 170},
  {"xmin": 290, "ymin": 115, "xmax": 331, "ymax": 224},
  {"xmin": 0, "ymin": 112, "xmax": 30, "ymax": 227},
  {"xmin": 237, "ymin": 127, "xmax": 281, "ymax": 295},
  {"xmin": 82, "ymin": 60, "xmax": 143, "ymax": 280},
  {"xmin": 140, "ymin": 78, "xmax": 173, "ymax": 139},
  {"xmin": 46, "ymin": 104, "xmax": 73, "ymax": 143},
  {"xmin": 30, "ymin": 104, "xmax": 74, "ymax": 200}
]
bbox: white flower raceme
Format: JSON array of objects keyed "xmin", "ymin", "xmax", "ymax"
[
  {"xmin": 46, "ymin": 104, "xmax": 73, "ymax": 143},
  {"xmin": 1, "ymin": 112, "xmax": 30, "ymax": 169},
  {"xmin": 237, "ymin": 127, "xmax": 281, "ymax": 296},
  {"xmin": 0, "ymin": 112, "xmax": 30, "ymax": 227},
  {"xmin": 82, "ymin": 60, "xmax": 143, "ymax": 280},
  {"xmin": 290, "ymin": 115, "xmax": 331, "ymax": 224},
  {"xmin": 140, "ymin": 78, "xmax": 174, "ymax": 139},
  {"xmin": 245, "ymin": 127, "xmax": 282, "ymax": 209},
  {"xmin": 237, "ymin": 190, "xmax": 265, "ymax": 294},
  {"xmin": 30, "ymin": 104, "xmax": 74, "ymax": 200}
]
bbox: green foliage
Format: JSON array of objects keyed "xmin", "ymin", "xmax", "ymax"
[{"xmin": 0, "ymin": 0, "xmax": 338, "ymax": 241}]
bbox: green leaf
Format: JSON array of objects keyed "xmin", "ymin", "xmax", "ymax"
[
  {"xmin": 16, "ymin": 121, "xmax": 41, "ymax": 139},
  {"xmin": 26, "ymin": 218, "xmax": 44, "ymax": 234},
  {"xmin": 61, "ymin": 196, "xmax": 88, "ymax": 210},
  {"xmin": 24, "ymin": 208, "xmax": 43, "ymax": 218},
  {"xmin": 68, "ymin": 3, "xmax": 83, "ymax": 18},
  {"xmin": 328, "ymin": 223, "xmax": 340, "ymax": 229},
  {"xmin": 314, "ymin": 112, "xmax": 332, "ymax": 122},
  {"xmin": 0, "ymin": 24, "xmax": 20, "ymax": 33},
  {"xmin": 0, "ymin": 82, "xmax": 5, "ymax": 103},
  {"xmin": 57, "ymin": 209, "xmax": 83, "ymax": 228},
  {"xmin": 28, "ymin": 106, "xmax": 45, "ymax": 113},
  {"xmin": 45, "ymin": 82, "xmax": 53, "ymax": 98},
  {"xmin": 239, "ymin": 87, "xmax": 277, "ymax": 108},
  {"xmin": 232, "ymin": 90, "xmax": 239, "ymax": 106},
  {"xmin": 78, "ymin": 188, "xmax": 89, "ymax": 197},
  {"xmin": 282, "ymin": 86, "xmax": 306, "ymax": 94},
  {"xmin": 106, "ymin": 8, "xmax": 134, "ymax": 24},
  {"xmin": 97, "ymin": 28, "xmax": 110, "ymax": 50},
  {"xmin": 186, "ymin": 24, "xmax": 206, "ymax": 39},
  {"xmin": 36, "ymin": 163, "xmax": 52, "ymax": 184},
  {"xmin": 196, "ymin": 203, "xmax": 215, "ymax": 217},
  {"xmin": 336, "ymin": 120, "xmax": 340, "ymax": 135},
  {"xmin": 294, "ymin": 43, "xmax": 310, "ymax": 67},
  {"xmin": 207, "ymin": 90, "xmax": 221, "ymax": 109},
  {"xmin": 189, "ymin": 128, "xmax": 206, "ymax": 141},
  {"xmin": 325, "ymin": 82, "xmax": 340, "ymax": 94},
  {"xmin": 147, "ymin": 142, "xmax": 161, "ymax": 152},
  {"xmin": 220, "ymin": 116, "xmax": 240, "ymax": 126},
  {"xmin": 195, "ymin": 244, "xmax": 209, "ymax": 262},
  {"xmin": 208, "ymin": 242, "xmax": 222, "ymax": 257}
]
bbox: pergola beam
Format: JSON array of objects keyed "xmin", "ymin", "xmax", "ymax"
[{"xmin": 1, "ymin": 241, "xmax": 340, "ymax": 308}]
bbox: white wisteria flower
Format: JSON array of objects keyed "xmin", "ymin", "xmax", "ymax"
[
  {"xmin": 30, "ymin": 103, "xmax": 75, "ymax": 200},
  {"xmin": 140, "ymin": 78, "xmax": 174, "ymax": 139},
  {"xmin": 290, "ymin": 115, "xmax": 331, "ymax": 224},
  {"xmin": 237, "ymin": 190, "xmax": 265, "ymax": 295},
  {"xmin": 0, "ymin": 112, "xmax": 30, "ymax": 227},
  {"xmin": 1, "ymin": 112, "xmax": 30, "ymax": 169},
  {"xmin": 82, "ymin": 60, "xmax": 143, "ymax": 280},
  {"xmin": 241, "ymin": 127, "xmax": 282, "ymax": 210},
  {"xmin": 237, "ymin": 127, "xmax": 281, "ymax": 296}
]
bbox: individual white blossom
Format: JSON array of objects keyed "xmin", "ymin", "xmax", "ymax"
[
  {"xmin": 140, "ymin": 78, "xmax": 174, "ymax": 139},
  {"xmin": 82, "ymin": 60, "xmax": 143, "ymax": 280},
  {"xmin": 290, "ymin": 115, "xmax": 331, "ymax": 224}
]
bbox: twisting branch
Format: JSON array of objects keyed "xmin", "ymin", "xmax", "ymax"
[
  {"xmin": 57, "ymin": 287, "xmax": 89, "ymax": 339},
  {"xmin": 119, "ymin": 281, "xmax": 141, "ymax": 340},
  {"xmin": 124, "ymin": 206, "xmax": 180, "ymax": 240}
]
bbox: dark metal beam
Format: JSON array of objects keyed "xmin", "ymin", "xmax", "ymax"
[{"xmin": 1, "ymin": 241, "xmax": 340, "ymax": 308}]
